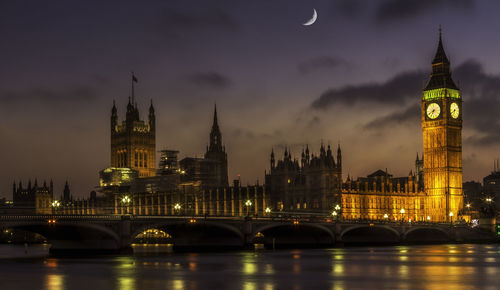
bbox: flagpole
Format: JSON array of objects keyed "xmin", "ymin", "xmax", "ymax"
[{"xmin": 131, "ymin": 71, "xmax": 135, "ymax": 105}]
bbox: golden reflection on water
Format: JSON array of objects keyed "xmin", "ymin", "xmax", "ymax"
[
  {"xmin": 264, "ymin": 263, "xmax": 275, "ymax": 274},
  {"xmin": 115, "ymin": 256, "xmax": 136, "ymax": 290},
  {"xmin": 172, "ymin": 280, "xmax": 184, "ymax": 290},
  {"xmin": 26, "ymin": 244, "xmax": 500, "ymax": 290},
  {"xmin": 242, "ymin": 252, "xmax": 257, "ymax": 275},
  {"xmin": 45, "ymin": 274, "xmax": 64, "ymax": 290}
]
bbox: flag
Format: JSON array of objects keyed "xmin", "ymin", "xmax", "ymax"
[{"xmin": 132, "ymin": 75, "xmax": 138, "ymax": 83}]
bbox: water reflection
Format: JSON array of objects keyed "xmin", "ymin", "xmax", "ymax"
[
  {"xmin": 45, "ymin": 274, "xmax": 64, "ymax": 290},
  {"xmin": 115, "ymin": 256, "xmax": 136, "ymax": 290},
  {"xmin": 1, "ymin": 244, "xmax": 500, "ymax": 289}
]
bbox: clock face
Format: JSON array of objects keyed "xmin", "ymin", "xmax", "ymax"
[
  {"xmin": 426, "ymin": 103, "xmax": 440, "ymax": 119},
  {"xmin": 450, "ymin": 102, "xmax": 459, "ymax": 119}
]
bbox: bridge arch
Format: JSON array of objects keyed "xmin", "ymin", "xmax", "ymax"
[
  {"xmin": 253, "ymin": 223, "xmax": 335, "ymax": 247},
  {"xmin": 340, "ymin": 225, "xmax": 401, "ymax": 244},
  {"xmin": 403, "ymin": 226, "xmax": 451, "ymax": 243},
  {"xmin": 131, "ymin": 220, "xmax": 245, "ymax": 248},
  {"xmin": 4, "ymin": 221, "xmax": 122, "ymax": 252}
]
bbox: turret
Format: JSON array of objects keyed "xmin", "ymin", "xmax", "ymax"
[
  {"xmin": 270, "ymin": 148, "xmax": 275, "ymax": 169},
  {"xmin": 12, "ymin": 181, "xmax": 16, "ymax": 194},
  {"xmin": 301, "ymin": 148, "xmax": 306, "ymax": 167},
  {"xmin": 63, "ymin": 180, "xmax": 71, "ymax": 202},
  {"xmin": 111, "ymin": 100, "xmax": 118, "ymax": 132},
  {"xmin": 337, "ymin": 144, "xmax": 342, "ymax": 170},
  {"xmin": 148, "ymin": 99, "xmax": 155, "ymax": 132},
  {"xmin": 305, "ymin": 145, "xmax": 310, "ymax": 163}
]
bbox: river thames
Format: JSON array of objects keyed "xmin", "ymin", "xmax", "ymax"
[{"xmin": 1, "ymin": 244, "xmax": 500, "ymax": 289}]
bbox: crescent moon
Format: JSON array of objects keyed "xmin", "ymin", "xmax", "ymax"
[{"xmin": 303, "ymin": 9, "xmax": 317, "ymax": 26}]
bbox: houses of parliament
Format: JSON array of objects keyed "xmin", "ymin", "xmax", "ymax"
[{"xmin": 12, "ymin": 32, "xmax": 464, "ymax": 222}]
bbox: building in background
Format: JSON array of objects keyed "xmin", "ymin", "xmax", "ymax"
[
  {"xmin": 12, "ymin": 179, "xmax": 53, "ymax": 214},
  {"xmin": 265, "ymin": 144, "xmax": 342, "ymax": 212},
  {"xmin": 180, "ymin": 105, "xmax": 229, "ymax": 188}
]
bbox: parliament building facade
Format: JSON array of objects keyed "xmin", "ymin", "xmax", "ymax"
[{"xmin": 18, "ymin": 32, "xmax": 464, "ymax": 222}]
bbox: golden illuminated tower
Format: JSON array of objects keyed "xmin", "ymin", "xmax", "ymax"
[
  {"xmin": 110, "ymin": 76, "xmax": 156, "ymax": 178},
  {"xmin": 422, "ymin": 30, "xmax": 463, "ymax": 222}
]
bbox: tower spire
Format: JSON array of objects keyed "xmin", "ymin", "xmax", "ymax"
[
  {"xmin": 208, "ymin": 103, "xmax": 223, "ymax": 152},
  {"xmin": 424, "ymin": 26, "xmax": 458, "ymax": 91},
  {"xmin": 213, "ymin": 103, "xmax": 218, "ymax": 129}
]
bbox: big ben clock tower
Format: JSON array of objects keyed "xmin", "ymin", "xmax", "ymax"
[{"xmin": 422, "ymin": 30, "xmax": 463, "ymax": 222}]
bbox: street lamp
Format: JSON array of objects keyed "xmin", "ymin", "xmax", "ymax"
[
  {"xmin": 265, "ymin": 207, "xmax": 271, "ymax": 215},
  {"xmin": 400, "ymin": 208, "xmax": 405, "ymax": 222},
  {"xmin": 383, "ymin": 213, "xmax": 389, "ymax": 219},
  {"xmin": 334, "ymin": 204, "xmax": 341, "ymax": 211},
  {"xmin": 52, "ymin": 200, "xmax": 61, "ymax": 214},
  {"xmin": 121, "ymin": 195, "xmax": 131, "ymax": 214},
  {"xmin": 331, "ymin": 210, "xmax": 338, "ymax": 217},
  {"xmin": 121, "ymin": 196, "xmax": 131, "ymax": 204},
  {"xmin": 427, "ymin": 216, "xmax": 431, "ymax": 222},
  {"xmin": 245, "ymin": 200, "xmax": 252, "ymax": 216},
  {"xmin": 174, "ymin": 203, "xmax": 181, "ymax": 215}
]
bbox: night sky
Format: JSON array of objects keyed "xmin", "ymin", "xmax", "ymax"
[{"xmin": 2, "ymin": 0, "xmax": 500, "ymax": 199}]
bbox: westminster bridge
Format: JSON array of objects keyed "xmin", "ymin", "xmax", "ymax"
[{"xmin": 0, "ymin": 214, "xmax": 497, "ymax": 254}]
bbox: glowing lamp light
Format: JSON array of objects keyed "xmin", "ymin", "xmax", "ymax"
[
  {"xmin": 383, "ymin": 213, "xmax": 389, "ymax": 219},
  {"xmin": 400, "ymin": 208, "xmax": 405, "ymax": 214},
  {"xmin": 466, "ymin": 203, "xmax": 471, "ymax": 208},
  {"xmin": 51, "ymin": 200, "xmax": 61, "ymax": 208},
  {"xmin": 331, "ymin": 211, "xmax": 338, "ymax": 216},
  {"xmin": 449, "ymin": 212, "xmax": 454, "ymax": 217},
  {"xmin": 427, "ymin": 216, "xmax": 431, "ymax": 221},
  {"xmin": 245, "ymin": 200, "xmax": 252, "ymax": 207},
  {"xmin": 334, "ymin": 204, "xmax": 341, "ymax": 211},
  {"xmin": 174, "ymin": 203, "xmax": 181, "ymax": 210},
  {"xmin": 121, "ymin": 196, "xmax": 131, "ymax": 204},
  {"xmin": 265, "ymin": 207, "xmax": 271, "ymax": 213}
]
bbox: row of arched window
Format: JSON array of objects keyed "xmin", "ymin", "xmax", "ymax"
[{"xmin": 134, "ymin": 150, "xmax": 148, "ymax": 168}]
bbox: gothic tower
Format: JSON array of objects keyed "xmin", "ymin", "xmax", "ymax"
[
  {"xmin": 110, "ymin": 76, "xmax": 156, "ymax": 177},
  {"xmin": 204, "ymin": 104, "xmax": 229, "ymax": 187},
  {"xmin": 422, "ymin": 30, "xmax": 463, "ymax": 222}
]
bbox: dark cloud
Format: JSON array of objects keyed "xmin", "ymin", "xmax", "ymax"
[
  {"xmin": 311, "ymin": 71, "xmax": 425, "ymax": 109},
  {"xmin": 338, "ymin": 59, "xmax": 500, "ymax": 147},
  {"xmin": 186, "ymin": 72, "xmax": 232, "ymax": 89},
  {"xmin": 375, "ymin": 0, "xmax": 474, "ymax": 24},
  {"xmin": 453, "ymin": 60, "xmax": 500, "ymax": 146},
  {"xmin": 364, "ymin": 104, "xmax": 420, "ymax": 130},
  {"xmin": 297, "ymin": 56, "xmax": 350, "ymax": 74}
]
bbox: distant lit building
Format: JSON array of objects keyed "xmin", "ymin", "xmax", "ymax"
[
  {"xmin": 180, "ymin": 105, "xmax": 228, "ymax": 188},
  {"xmin": 483, "ymin": 166, "xmax": 500, "ymax": 209},
  {"xmin": 12, "ymin": 179, "xmax": 53, "ymax": 214},
  {"xmin": 266, "ymin": 144, "xmax": 342, "ymax": 212},
  {"xmin": 99, "ymin": 167, "xmax": 138, "ymax": 188}
]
